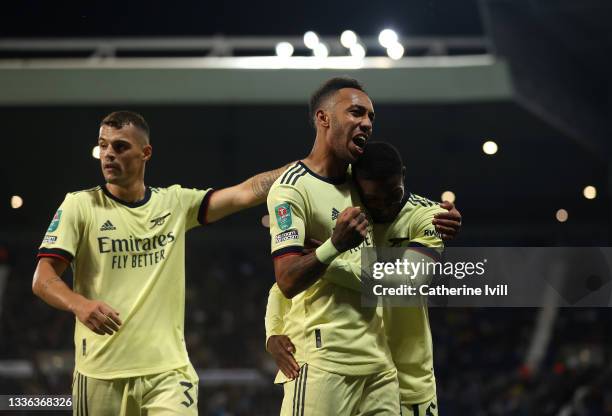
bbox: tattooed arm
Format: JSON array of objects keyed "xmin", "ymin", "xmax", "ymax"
[
  {"xmin": 33, "ymin": 257, "xmax": 122, "ymax": 336},
  {"xmin": 33, "ymin": 257, "xmax": 73, "ymax": 311},
  {"xmin": 206, "ymin": 162, "xmax": 294, "ymax": 223}
]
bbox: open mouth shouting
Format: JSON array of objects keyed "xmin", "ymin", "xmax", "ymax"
[{"xmin": 351, "ymin": 133, "xmax": 368, "ymax": 156}]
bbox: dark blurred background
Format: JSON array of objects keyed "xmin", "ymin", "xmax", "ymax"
[{"xmin": 1, "ymin": 0, "xmax": 612, "ymax": 414}]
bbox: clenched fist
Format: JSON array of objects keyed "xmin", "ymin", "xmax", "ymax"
[{"xmin": 331, "ymin": 207, "xmax": 369, "ymax": 253}]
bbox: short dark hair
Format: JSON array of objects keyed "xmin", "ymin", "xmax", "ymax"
[
  {"xmin": 309, "ymin": 77, "xmax": 366, "ymax": 126},
  {"xmin": 100, "ymin": 111, "xmax": 150, "ymax": 140},
  {"xmin": 353, "ymin": 141, "xmax": 404, "ymax": 179}
]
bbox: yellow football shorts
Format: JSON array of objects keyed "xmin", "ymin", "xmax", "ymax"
[
  {"xmin": 280, "ymin": 364, "xmax": 400, "ymax": 415},
  {"xmin": 72, "ymin": 364, "xmax": 199, "ymax": 416}
]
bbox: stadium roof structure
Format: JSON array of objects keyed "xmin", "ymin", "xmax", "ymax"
[{"xmin": 0, "ymin": 36, "xmax": 508, "ymax": 105}]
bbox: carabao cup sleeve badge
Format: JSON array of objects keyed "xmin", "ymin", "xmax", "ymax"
[
  {"xmin": 275, "ymin": 202, "xmax": 292, "ymax": 231},
  {"xmin": 47, "ymin": 209, "xmax": 63, "ymax": 232}
]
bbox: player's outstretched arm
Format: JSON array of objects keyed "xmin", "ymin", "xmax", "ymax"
[
  {"xmin": 206, "ymin": 162, "xmax": 294, "ymax": 223},
  {"xmin": 274, "ymin": 207, "xmax": 368, "ymax": 298},
  {"xmin": 33, "ymin": 258, "xmax": 122, "ymax": 336}
]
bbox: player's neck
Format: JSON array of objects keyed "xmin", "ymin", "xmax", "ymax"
[
  {"xmin": 105, "ymin": 180, "xmax": 147, "ymax": 203},
  {"xmin": 304, "ymin": 136, "xmax": 349, "ymax": 179}
]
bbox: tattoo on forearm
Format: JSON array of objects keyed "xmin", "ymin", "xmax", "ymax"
[
  {"xmin": 42, "ymin": 277, "xmax": 63, "ymax": 292},
  {"xmin": 251, "ymin": 166, "xmax": 287, "ymax": 199}
]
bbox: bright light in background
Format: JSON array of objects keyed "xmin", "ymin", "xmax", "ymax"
[
  {"xmin": 11, "ymin": 195, "xmax": 23, "ymax": 209},
  {"xmin": 92, "ymin": 145, "xmax": 100, "ymax": 159},
  {"xmin": 261, "ymin": 215, "xmax": 270, "ymax": 228},
  {"xmin": 556, "ymin": 209, "xmax": 568, "ymax": 223},
  {"xmin": 340, "ymin": 30, "xmax": 358, "ymax": 48},
  {"xmin": 303, "ymin": 31, "xmax": 319, "ymax": 49},
  {"xmin": 350, "ymin": 43, "xmax": 366, "ymax": 59},
  {"xmin": 387, "ymin": 42, "xmax": 404, "ymax": 60},
  {"xmin": 378, "ymin": 29, "xmax": 398, "ymax": 48},
  {"xmin": 583, "ymin": 185, "xmax": 597, "ymax": 200},
  {"xmin": 441, "ymin": 191, "xmax": 456, "ymax": 203},
  {"xmin": 313, "ymin": 43, "xmax": 329, "ymax": 58},
  {"xmin": 482, "ymin": 140, "xmax": 498, "ymax": 155},
  {"xmin": 275, "ymin": 42, "xmax": 294, "ymax": 58}
]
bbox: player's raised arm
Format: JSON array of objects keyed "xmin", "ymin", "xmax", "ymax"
[
  {"xmin": 205, "ymin": 162, "xmax": 294, "ymax": 223},
  {"xmin": 274, "ymin": 207, "xmax": 368, "ymax": 298},
  {"xmin": 33, "ymin": 258, "xmax": 122, "ymax": 336}
]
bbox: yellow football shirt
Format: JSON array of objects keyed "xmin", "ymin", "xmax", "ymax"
[
  {"xmin": 267, "ymin": 162, "xmax": 393, "ymax": 376},
  {"xmin": 374, "ymin": 193, "xmax": 445, "ymax": 404},
  {"xmin": 38, "ymin": 184, "xmax": 212, "ymax": 379}
]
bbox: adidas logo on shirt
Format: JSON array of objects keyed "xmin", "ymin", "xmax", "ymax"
[
  {"xmin": 331, "ymin": 208, "xmax": 340, "ymax": 221},
  {"xmin": 100, "ymin": 220, "xmax": 116, "ymax": 231}
]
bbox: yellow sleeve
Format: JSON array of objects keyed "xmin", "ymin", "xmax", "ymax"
[
  {"xmin": 267, "ymin": 184, "xmax": 306, "ymax": 258},
  {"xmin": 37, "ymin": 193, "xmax": 85, "ymax": 263},
  {"xmin": 323, "ymin": 257, "xmax": 362, "ymax": 292},
  {"xmin": 265, "ymin": 283, "xmax": 292, "ymax": 349},
  {"xmin": 176, "ymin": 186, "xmax": 214, "ymax": 230},
  {"xmin": 409, "ymin": 205, "xmax": 446, "ymax": 249}
]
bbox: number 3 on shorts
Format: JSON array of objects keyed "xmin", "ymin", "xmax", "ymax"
[{"xmin": 180, "ymin": 381, "xmax": 195, "ymax": 407}]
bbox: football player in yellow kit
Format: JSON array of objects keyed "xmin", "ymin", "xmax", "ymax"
[
  {"xmin": 266, "ymin": 76, "xmax": 461, "ymax": 415},
  {"xmin": 267, "ymin": 77, "xmax": 398, "ymax": 415},
  {"xmin": 266, "ymin": 140, "xmax": 461, "ymax": 415},
  {"xmin": 33, "ymin": 111, "xmax": 291, "ymax": 416}
]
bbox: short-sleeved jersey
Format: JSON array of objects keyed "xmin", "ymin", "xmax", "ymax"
[
  {"xmin": 38, "ymin": 184, "xmax": 213, "ymax": 379},
  {"xmin": 374, "ymin": 193, "xmax": 445, "ymax": 404},
  {"xmin": 267, "ymin": 161, "xmax": 393, "ymax": 376}
]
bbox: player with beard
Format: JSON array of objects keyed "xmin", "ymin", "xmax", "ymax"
[
  {"xmin": 33, "ymin": 111, "xmax": 291, "ymax": 416},
  {"xmin": 268, "ymin": 77, "xmax": 397, "ymax": 415},
  {"xmin": 267, "ymin": 142, "xmax": 461, "ymax": 415}
]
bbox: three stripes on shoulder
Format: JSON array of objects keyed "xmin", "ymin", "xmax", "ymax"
[{"xmin": 280, "ymin": 164, "xmax": 307, "ymax": 186}]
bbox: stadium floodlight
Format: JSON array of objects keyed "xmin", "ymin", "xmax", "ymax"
[
  {"xmin": 378, "ymin": 29, "xmax": 398, "ymax": 48},
  {"xmin": 556, "ymin": 209, "xmax": 568, "ymax": 222},
  {"xmin": 482, "ymin": 140, "xmax": 498, "ymax": 155},
  {"xmin": 340, "ymin": 30, "xmax": 358, "ymax": 48},
  {"xmin": 275, "ymin": 42, "xmax": 294, "ymax": 58},
  {"xmin": 387, "ymin": 42, "xmax": 405, "ymax": 60},
  {"xmin": 441, "ymin": 191, "xmax": 456, "ymax": 203},
  {"xmin": 92, "ymin": 145, "xmax": 100, "ymax": 159},
  {"xmin": 350, "ymin": 43, "xmax": 366, "ymax": 59},
  {"xmin": 313, "ymin": 43, "xmax": 329, "ymax": 58},
  {"xmin": 583, "ymin": 185, "xmax": 597, "ymax": 199},
  {"xmin": 11, "ymin": 195, "xmax": 23, "ymax": 209},
  {"xmin": 304, "ymin": 31, "xmax": 320, "ymax": 49}
]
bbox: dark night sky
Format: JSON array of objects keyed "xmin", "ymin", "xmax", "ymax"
[{"xmin": 1, "ymin": 0, "xmax": 483, "ymax": 37}]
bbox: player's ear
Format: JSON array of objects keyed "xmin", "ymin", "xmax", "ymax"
[
  {"xmin": 315, "ymin": 109, "xmax": 330, "ymax": 128},
  {"xmin": 143, "ymin": 144, "xmax": 152, "ymax": 161}
]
